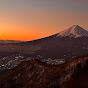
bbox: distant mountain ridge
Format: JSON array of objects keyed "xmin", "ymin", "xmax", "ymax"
[{"xmin": 0, "ymin": 40, "xmax": 22, "ymax": 44}]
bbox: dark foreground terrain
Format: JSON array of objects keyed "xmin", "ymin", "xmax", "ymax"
[{"xmin": 0, "ymin": 55, "xmax": 88, "ymax": 88}]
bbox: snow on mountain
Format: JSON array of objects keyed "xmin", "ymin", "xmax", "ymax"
[{"xmin": 57, "ymin": 25, "xmax": 88, "ymax": 38}]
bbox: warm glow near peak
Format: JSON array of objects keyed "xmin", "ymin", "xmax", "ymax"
[{"xmin": 0, "ymin": 0, "xmax": 88, "ymax": 41}]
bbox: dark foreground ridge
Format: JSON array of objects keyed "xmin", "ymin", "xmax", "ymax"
[{"xmin": 0, "ymin": 55, "xmax": 88, "ymax": 88}]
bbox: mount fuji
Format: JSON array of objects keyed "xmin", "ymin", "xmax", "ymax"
[
  {"xmin": 28, "ymin": 25, "xmax": 88, "ymax": 60},
  {"xmin": 9, "ymin": 25, "xmax": 87, "ymax": 61}
]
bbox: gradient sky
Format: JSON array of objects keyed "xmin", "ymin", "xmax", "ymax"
[{"xmin": 0, "ymin": 0, "xmax": 88, "ymax": 41}]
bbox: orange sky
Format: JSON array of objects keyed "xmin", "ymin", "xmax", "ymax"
[{"xmin": 0, "ymin": 0, "xmax": 88, "ymax": 41}]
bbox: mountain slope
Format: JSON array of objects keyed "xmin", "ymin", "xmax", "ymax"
[{"xmin": 0, "ymin": 55, "xmax": 88, "ymax": 88}]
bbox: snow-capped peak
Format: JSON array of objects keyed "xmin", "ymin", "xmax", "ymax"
[{"xmin": 57, "ymin": 25, "xmax": 88, "ymax": 38}]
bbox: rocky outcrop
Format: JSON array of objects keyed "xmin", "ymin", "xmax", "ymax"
[{"xmin": 0, "ymin": 55, "xmax": 88, "ymax": 88}]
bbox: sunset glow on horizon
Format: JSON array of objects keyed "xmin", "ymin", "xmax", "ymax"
[{"xmin": 0, "ymin": 0, "xmax": 88, "ymax": 41}]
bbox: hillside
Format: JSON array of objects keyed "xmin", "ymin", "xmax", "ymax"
[{"xmin": 0, "ymin": 55, "xmax": 88, "ymax": 88}]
